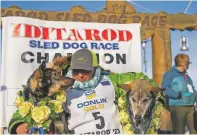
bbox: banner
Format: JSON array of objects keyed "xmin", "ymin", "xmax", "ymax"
[{"xmin": 0, "ymin": 17, "xmax": 141, "ymax": 127}]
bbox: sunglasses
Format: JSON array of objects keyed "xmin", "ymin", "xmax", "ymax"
[{"xmin": 186, "ymin": 61, "xmax": 192, "ymax": 64}]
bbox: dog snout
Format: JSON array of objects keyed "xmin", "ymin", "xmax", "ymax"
[
  {"xmin": 135, "ymin": 115, "xmax": 142, "ymax": 120},
  {"xmin": 65, "ymin": 77, "xmax": 75, "ymax": 85},
  {"xmin": 60, "ymin": 77, "xmax": 75, "ymax": 87}
]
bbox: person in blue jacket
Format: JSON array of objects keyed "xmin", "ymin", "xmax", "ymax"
[{"xmin": 162, "ymin": 53, "xmax": 197, "ymax": 134}]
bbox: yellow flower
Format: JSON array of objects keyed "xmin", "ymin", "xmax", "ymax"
[
  {"xmin": 34, "ymin": 123, "xmax": 43, "ymax": 128},
  {"xmin": 118, "ymin": 97, "xmax": 126, "ymax": 107},
  {"xmin": 19, "ymin": 102, "xmax": 32, "ymax": 117},
  {"xmin": 153, "ymin": 117, "xmax": 160, "ymax": 128},
  {"xmin": 123, "ymin": 124, "xmax": 134, "ymax": 134},
  {"xmin": 119, "ymin": 110, "xmax": 130, "ymax": 124},
  {"xmin": 15, "ymin": 96, "xmax": 24, "ymax": 108},
  {"xmin": 32, "ymin": 106, "xmax": 51, "ymax": 123},
  {"xmin": 155, "ymin": 105, "xmax": 162, "ymax": 116},
  {"xmin": 149, "ymin": 127, "xmax": 156, "ymax": 134},
  {"xmin": 124, "ymin": 130, "xmax": 134, "ymax": 135},
  {"xmin": 123, "ymin": 124, "xmax": 130, "ymax": 130},
  {"xmin": 56, "ymin": 90, "xmax": 66, "ymax": 103},
  {"xmin": 49, "ymin": 100, "xmax": 64, "ymax": 113}
]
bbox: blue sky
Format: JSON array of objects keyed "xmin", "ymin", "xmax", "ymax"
[{"xmin": 1, "ymin": 1, "xmax": 197, "ymax": 87}]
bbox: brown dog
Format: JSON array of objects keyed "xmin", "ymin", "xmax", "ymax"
[
  {"xmin": 117, "ymin": 79, "xmax": 165, "ymax": 134},
  {"xmin": 23, "ymin": 58, "xmax": 75, "ymax": 134},
  {"xmin": 27, "ymin": 58, "xmax": 74, "ymax": 98}
]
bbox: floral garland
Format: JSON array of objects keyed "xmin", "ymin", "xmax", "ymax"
[
  {"xmin": 118, "ymin": 92, "xmax": 164, "ymax": 134},
  {"xmin": 15, "ymin": 89, "xmax": 67, "ymax": 133}
]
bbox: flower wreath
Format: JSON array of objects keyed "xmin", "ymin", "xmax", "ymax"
[
  {"xmin": 118, "ymin": 92, "xmax": 164, "ymax": 134},
  {"xmin": 15, "ymin": 88, "xmax": 67, "ymax": 134}
]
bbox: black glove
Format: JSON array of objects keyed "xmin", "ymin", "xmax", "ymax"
[{"xmin": 177, "ymin": 91, "xmax": 182, "ymax": 99}]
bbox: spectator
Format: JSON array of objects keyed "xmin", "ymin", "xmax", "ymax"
[{"xmin": 162, "ymin": 54, "xmax": 197, "ymax": 134}]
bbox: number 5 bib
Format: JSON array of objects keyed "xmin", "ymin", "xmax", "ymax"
[{"xmin": 66, "ymin": 76, "xmax": 123, "ymax": 134}]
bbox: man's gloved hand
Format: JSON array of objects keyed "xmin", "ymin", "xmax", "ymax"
[{"xmin": 177, "ymin": 91, "xmax": 182, "ymax": 99}]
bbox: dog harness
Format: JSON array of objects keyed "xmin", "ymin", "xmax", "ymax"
[{"xmin": 66, "ymin": 76, "xmax": 123, "ymax": 134}]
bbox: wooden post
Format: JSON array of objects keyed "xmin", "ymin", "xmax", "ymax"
[
  {"xmin": 152, "ymin": 28, "xmax": 172, "ymax": 131},
  {"xmin": 166, "ymin": 36, "xmax": 172, "ymax": 70},
  {"xmin": 152, "ymin": 28, "xmax": 172, "ymax": 85}
]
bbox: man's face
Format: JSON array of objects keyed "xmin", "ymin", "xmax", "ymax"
[
  {"xmin": 183, "ymin": 63, "xmax": 189, "ymax": 70},
  {"xmin": 180, "ymin": 62, "xmax": 190, "ymax": 71},
  {"xmin": 72, "ymin": 69, "xmax": 94, "ymax": 82}
]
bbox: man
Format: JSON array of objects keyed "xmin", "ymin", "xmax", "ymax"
[
  {"xmin": 63, "ymin": 49, "xmax": 169, "ymax": 134},
  {"xmin": 64, "ymin": 48, "xmax": 124, "ymax": 134},
  {"xmin": 12, "ymin": 49, "xmax": 168, "ymax": 134},
  {"xmin": 162, "ymin": 54, "xmax": 197, "ymax": 134}
]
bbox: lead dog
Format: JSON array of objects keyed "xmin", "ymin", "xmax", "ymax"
[
  {"xmin": 23, "ymin": 59, "xmax": 75, "ymax": 134},
  {"xmin": 117, "ymin": 79, "xmax": 165, "ymax": 134}
]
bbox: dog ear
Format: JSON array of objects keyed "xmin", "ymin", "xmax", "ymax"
[
  {"xmin": 151, "ymin": 87, "xmax": 165, "ymax": 93},
  {"xmin": 38, "ymin": 61, "xmax": 46, "ymax": 77},
  {"xmin": 52, "ymin": 56, "xmax": 68, "ymax": 73},
  {"xmin": 40, "ymin": 61, "xmax": 46, "ymax": 69},
  {"xmin": 30, "ymin": 62, "xmax": 46, "ymax": 80},
  {"xmin": 53, "ymin": 56, "xmax": 67, "ymax": 65},
  {"xmin": 117, "ymin": 84, "xmax": 131, "ymax": 92},
  {"xmin": 67, "ymin": 55, "xmax": 72, "ymax": 63}
]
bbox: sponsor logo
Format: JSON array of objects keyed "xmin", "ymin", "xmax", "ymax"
[
  {"xmin": 77, "ymin": 98, "xmax": 107, "ymax": 112},
  {"xmin": 85, "ymin": 90, "xmax": 96, "ymax": 99}
]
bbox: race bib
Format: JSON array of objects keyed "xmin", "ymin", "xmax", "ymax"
[
  {"xmin": 187, "ymin": 84, "xmax": 194, "ymax": 93},
  {"xmin": 66, "ymin": 76, "xmax": 123, "ymax": 134}
]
